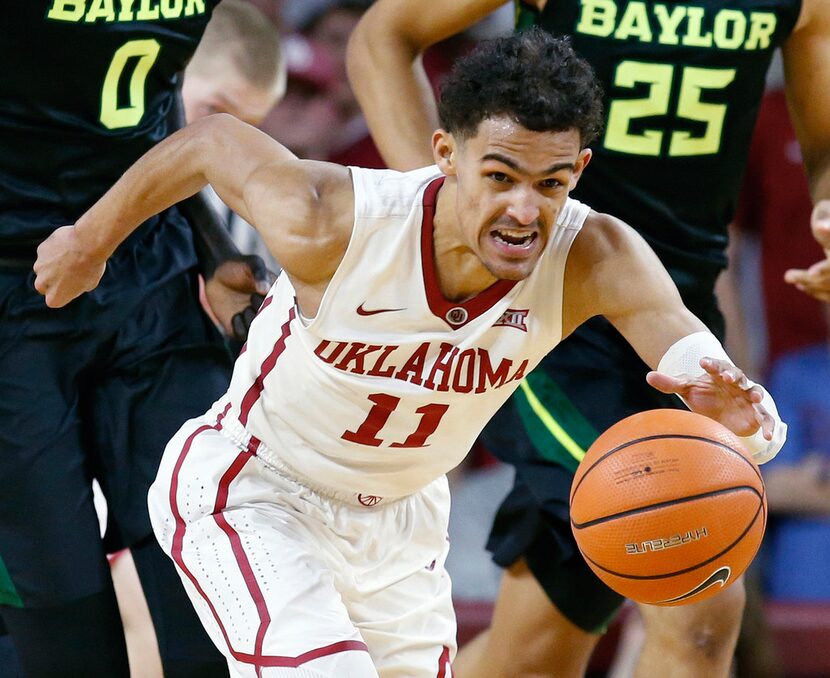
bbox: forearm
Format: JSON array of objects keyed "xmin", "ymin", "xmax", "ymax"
[
  {"xmin": 783, "ymin": 2, "xmax": 830, "ymax": 204},
  {"xmin": 74, "ymin": 114, "xmax": 286, "ymax": 261},
  {"xmin": 347, "ymin": 21, "xmax": 437, "ymax": 170},
  {"xmin": 73, "ymin": 121, "xmax": 216, "ymax": 260},
  {"xmin": 807, "ymin": 156, "xmax": 830, "ymax": 202},
  {"xmin": 346, "ymin": 0, "xmax": 507, "ymax": 169}
]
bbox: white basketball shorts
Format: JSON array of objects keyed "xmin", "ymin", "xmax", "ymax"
[{"xmin": 148, "ymin": 402, "xmax": 456, "ymax": 678}]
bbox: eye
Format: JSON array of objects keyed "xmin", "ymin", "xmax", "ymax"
[
  {"xmin": 539, "ymin": 178, "xmax": 563, "ymax": 189},
  {"xmin": 489, "ymin": 172, "xmax": 510, "ymax": 183}
]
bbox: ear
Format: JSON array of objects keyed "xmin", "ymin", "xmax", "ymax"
[
  {"xmin": 432, "ymin": 129, "xmax": 457, "ymax": 175},
  {"xmin": 569, "ymin": 148, "xmax": 592, "ymax": 190}
]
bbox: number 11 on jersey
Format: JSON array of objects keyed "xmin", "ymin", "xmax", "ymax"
[{"xmin": 342, "ymin": 393, "xmax": 449, "ymax": 448}]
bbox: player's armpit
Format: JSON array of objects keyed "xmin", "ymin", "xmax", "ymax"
[{"xmin": 562, "ymin": 211, "xmax": 706, "ymax": 369}]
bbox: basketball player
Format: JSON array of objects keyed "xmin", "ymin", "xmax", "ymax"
[
  {"xmin": 346, "ymin": 1, "xmax": 830, "ymax": 675},
  {"xmin": 33, "ymin": 31, "xmax": 784, "ymax": 677},
  {"xmin": 0, "ymin": 2, "xmax": 281, "ymax": 676}
]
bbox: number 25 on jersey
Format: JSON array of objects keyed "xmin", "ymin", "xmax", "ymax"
[{"xmin": 604, "ymin": 61, "xmax": 736, "ymax": 157}]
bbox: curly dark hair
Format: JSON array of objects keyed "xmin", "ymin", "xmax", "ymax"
[{"xmin": 437, "ymin": 28, "xmax": 604, "ymax": 147}]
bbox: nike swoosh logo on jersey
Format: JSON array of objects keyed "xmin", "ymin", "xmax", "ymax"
[
  {"xmin": 657, "ymin": 566, "xmax": 732, "ymax": 605},
  {"xmin": 356, "ymin": 303, "xmax": 406, "ymax": 316}
]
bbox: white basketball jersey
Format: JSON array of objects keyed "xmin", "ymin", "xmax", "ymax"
[{"xmin": 224, "ymin": 166, "xmax": 589, "ymax": 497}]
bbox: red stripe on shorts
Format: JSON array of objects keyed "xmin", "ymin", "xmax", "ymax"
[
  {"xmin": 211, "ymin": 436, "xmax": 273, "ymax": 672},
  {"xmin": 239, "ymin": 306, "xmax": 295, "ymax": 426},
  {"xmin": 437, "ymin": 645, "xmax": 451, "ymax": 677},
  {"xmin": 169, "ymin": 405, "xmax": 242, "ymax": 656},
  {"xmin": 168, "ymin": 406, "xmax": 369, "ymax": 671}
]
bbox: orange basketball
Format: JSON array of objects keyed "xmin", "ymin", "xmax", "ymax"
[{"xmin": 570, "ymin": 409, "xmax": 766, "ymax": 606}]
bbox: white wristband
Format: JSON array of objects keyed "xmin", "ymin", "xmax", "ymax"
[{"xmin": 657, "ymin": 331, "xmax": 787, "ymax": 464}]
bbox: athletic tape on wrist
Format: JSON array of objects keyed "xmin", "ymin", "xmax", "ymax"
[{"xmin": 656, "ymin": 331, "xmax": 786, "ymax": 464}]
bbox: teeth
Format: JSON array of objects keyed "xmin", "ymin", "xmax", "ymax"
[{"xmin": 493, "ymin": 229, "xmax": 536, "ymax": 247}]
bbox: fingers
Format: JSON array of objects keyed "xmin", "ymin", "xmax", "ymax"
[
  {"xmin": 32, "ymin": 273, "xmax": 68, "ymax": 308},
  {"xmin": 785, "ymin": 223, "xmax": 830, "ymax": 300},
  {"xmin": 242, "ymin": 253, "xmax": 266, "ymax": 277},
  {"xmin": 700, "ymin": 359, "xmax": 767, "ymax": 408},
  {"xmin": 242, "ymin": 254, "xmax": 277, "ymax": 295},
  {"xmin": 812, "ymin": 200, "xmax": 830, "ymax": 253},
  {"xmin": 698, "ymin": 357, "xmax": 751, "ymax": 388},
  {"xmin": 230, "ymin": 294, "xmax": 264, "ymax": 340},
  {"xmin": 645, "ymin": 370, "xmax": 688, "ymax": 395},
  {"xmin": 257, "ymin": 272, "xmax": 277, "ymax": 296},
  {"xmin": 32, "ymin": 226, "xmax": 107, "ymax": 307},
  {"xmin": 650, "ymin": 358, "xmax": 763, "ymax": 410},
  {"xmin": 231, "ymin": 306, "xmax": 257, "ymax": 341},
  {"xmin": 35, "ymin": 287, "xmax": 67, "ymax": 309},
  {"xmin": 249, "ymin": 293, "xmax": 265, "ymax": 311},
  {"xmin": 32, "ymin": 272, "xmax": 47, "ymax": 294},
  {"xmin": 784, "ymin": 259, "xmax": 830, "ymax": 302},
  {"xmin": 754, "ymin": 403, "xmax": 775, "ymax": 441},
  {"xmin": 213, "ymin": 256, "xmax": 276, "ymax": 296}
]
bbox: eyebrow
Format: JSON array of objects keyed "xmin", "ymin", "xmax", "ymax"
[{"xmin": 481, "ymin": 153, "xmax": 575, "ymax": 175}]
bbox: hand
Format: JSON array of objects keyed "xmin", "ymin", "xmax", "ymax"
[
  {"xmin": 33, "ymin": 225, "xmax": 107, "ymax": 307},
  {"xmin": 784, "ymin": 199, "xmax": 830, "ymax": 302},
  {"xmin": 646, "ymin": 357, "xmax": 775, "ymax": 440},
  {"xmin": 203, "ymin": 254, "xmax": 276, "ymax": 341}
]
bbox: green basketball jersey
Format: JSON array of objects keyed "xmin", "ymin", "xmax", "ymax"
[
  {"xmin": 516, "ymin": 0, "xmax": 802, "ymax": 302},
  {"xmin": 0, "ymin": 0, "xmax": 220, "ymax": 243}
]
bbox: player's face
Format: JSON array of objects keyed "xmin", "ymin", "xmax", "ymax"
[
  {"xmin": 434, "ymin": 117, "xmax": 591, "ymax": 281},
  {"xmin": 182, "ymin": 67, "xmax": 285, "ymax": 126}
]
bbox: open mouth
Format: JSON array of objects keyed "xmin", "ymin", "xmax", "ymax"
[{"xmin": 491, "ymin": 228, "xmax": 538, "ymax": 250}]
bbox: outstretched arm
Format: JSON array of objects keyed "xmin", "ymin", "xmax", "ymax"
[
  {"xmin": 563, "ymin": 213, "xmax": 785, "ymax": 463},
  {"xmin": 34, "ymin": 114, "xmax": 354, "ymax": 309},
  {"xmin": 346, "ymin": 0, "xmax": 505, "ymax": 170},
  {"xmin": 781, "ymin": 0, "xmax": 830, "ymax": 300}
]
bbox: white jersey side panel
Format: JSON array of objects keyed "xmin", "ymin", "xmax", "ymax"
[{"xmin": 225, "ymin": 166, "xmax": 590, "ymax": 497}]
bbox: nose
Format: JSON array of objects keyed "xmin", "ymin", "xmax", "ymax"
[{"xmin": 504, "ymin": 187, "xmax": 542, "ymax": 226}]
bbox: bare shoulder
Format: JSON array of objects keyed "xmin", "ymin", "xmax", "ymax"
[
  {"xmin": 563, "ymin": 210, "xmax": 675, "ymax": 335},
  {"xmin": 568, "ymin": 210, "xmax": 642, "ymax": 273},
  {"xmin": 246, "ymin": 160, "xmax": 355, "ymax": 285}
]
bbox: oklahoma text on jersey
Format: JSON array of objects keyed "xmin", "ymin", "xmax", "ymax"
[{"xmin": 314, "ymin": 340, "xmax": 529, "ymax": 395}]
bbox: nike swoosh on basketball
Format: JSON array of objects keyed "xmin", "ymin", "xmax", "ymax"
[
  {"xmin": 356, "ymin": 303, "xmax": 405, "ymax": 316},
  {"xmin": 657, "ymin": 566, "xmax": 732, "ymax": 605}
]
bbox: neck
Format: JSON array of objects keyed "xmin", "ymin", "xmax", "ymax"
[{"xmin": 432, "ymin": 179, "xmax": 498, "ymax": 302}]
